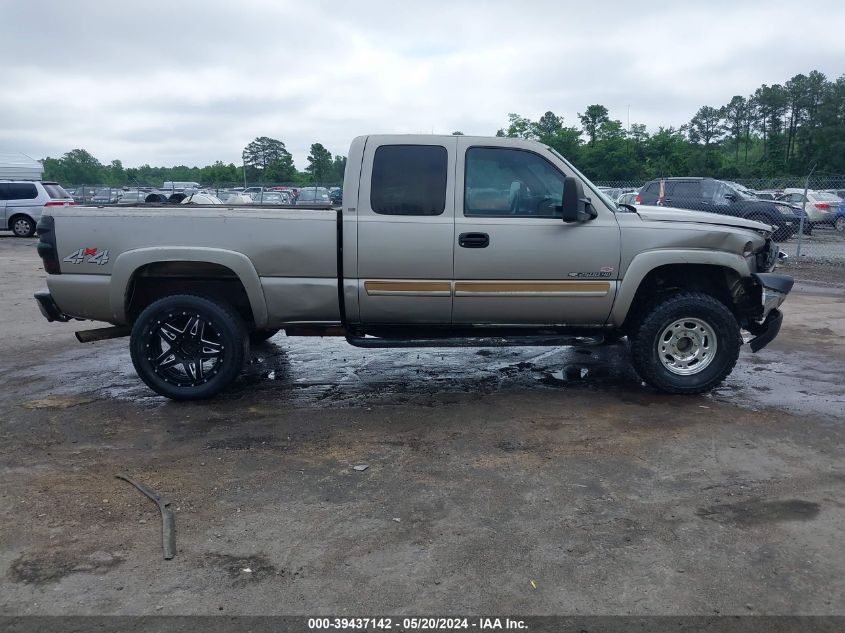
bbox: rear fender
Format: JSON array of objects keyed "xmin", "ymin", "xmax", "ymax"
[{"xmin": 110, "ymin": 247, "xmax": 268, "ymax": 327}]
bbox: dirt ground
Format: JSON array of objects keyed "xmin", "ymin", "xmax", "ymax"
[{"xmin": 1, "ymin": 233, "xmax": 844, "ymax": 616}]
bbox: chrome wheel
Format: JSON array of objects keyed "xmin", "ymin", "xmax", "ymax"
[
  {"xmin": 657, "ymin": 317, "xmax": 718, "ymax": 376},
  {"xmin": 147, "ymin": 312, "xmax": 224, "ymax": 387},
  {"xmin": 836, "ymin": 217, "xmax": 845, "ymax": 233}
]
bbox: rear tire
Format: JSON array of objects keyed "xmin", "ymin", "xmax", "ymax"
[
  {"xmin": 630, "ymin": 292, "xmax": 741, "ymax": 394},
  {"xmin": 10, "ymin": 215, "xmax": 36, "ymax": 237},
  {"xmin": 130, "ymin": 294, "xmax": 247, "ymax": 400},
  {"xmin": 836, "ymin": 217, "xmax": 845, "ymax": 233}
]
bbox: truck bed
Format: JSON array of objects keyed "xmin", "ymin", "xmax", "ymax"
[{"xmin": 46, "ymin": 205, "xmax": 342, "ymax": 326}]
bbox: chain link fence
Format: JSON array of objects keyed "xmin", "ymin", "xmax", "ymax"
[{"xmin": 595, "ymin": 176, "xmax": 845, "ymax": 280}]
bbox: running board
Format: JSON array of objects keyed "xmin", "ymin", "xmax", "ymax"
[
  {"xmin": 345, "ymin": 335, "xmax": 605, "ymax": 349},
  {"xmin": 76, "ymin": 326, "xmax": 131, "ymax": 343}
]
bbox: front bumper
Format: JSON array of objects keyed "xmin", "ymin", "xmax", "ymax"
[
  {"xmin": 748, "ymin": 309, "xmax": 783, "ymax": 353},
  {"xmin": 34, "ymin": 290, "xmax": 70, "ymax": 323},
  {"xmin": 745, "ymin": 272, "xmax": 793, "ymax": 352}
]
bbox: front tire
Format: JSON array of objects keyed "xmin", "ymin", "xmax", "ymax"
[
  {"xmin": 836, "ymin": 217, "xmax": 845, "ymax": 233},
  {"xmin": 130, "ymin": 294, "xmax": 248, "ymax": 400},
  {"xmin": 11, "ymin": 215, "xmax": 36, "ymax": 237},
  {"xmin": 630, "ymin": 292, "xmax": 741, "ymax": 394}
]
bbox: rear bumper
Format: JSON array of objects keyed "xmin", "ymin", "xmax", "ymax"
[
  {"xmin": 748, "ymin": 309, "xmax": 783, "ymax": 353},
  {"xmin": 34, "ymin": 290, "xmax": 70, "ymax": 323}
]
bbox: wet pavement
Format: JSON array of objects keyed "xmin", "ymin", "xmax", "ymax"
[{"xmin": 1, "ymin": 234, "xmax": 844, "ymax": 615}]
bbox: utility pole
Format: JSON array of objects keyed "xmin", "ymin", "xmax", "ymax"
[{"xmin": 796, "ymin": 164, "xmax": 816, "ymax": 259}]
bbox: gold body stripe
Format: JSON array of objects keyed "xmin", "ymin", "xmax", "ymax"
[
  {"xmin": 364, "ymin": 280, "xmax": 610, "ymax": 297},
  {"xmin": 365, "ymin": 281, "xmax": 451, "ymax": 296}
]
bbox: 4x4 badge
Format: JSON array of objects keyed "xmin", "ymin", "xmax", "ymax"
[{"xmin": 63, "ymin": 248, "xmax": 110, "ymax": 265}]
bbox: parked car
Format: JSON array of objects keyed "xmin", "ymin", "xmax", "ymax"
[
  {"xmin": 752, "ymin": 189, "xmax": 783, "ymax": 201},
  {"xmin": 117, "ymin": 190, "xmax": 148, "ymax": 205},
  {"xmin": 636, "ymin": 177, "xmax": 798, "ymax": 241},
  {"xmin": 616, "ymin": 191, "xmax": 638, "ymax": 206},
  {"xmin": 778, "ymin": 189, "xmax": 840, "ymax": 225},
  {"xmin": 251, "ymin": 191, "xmax": 293, "ymax": 205},
  {"xmin": 35, "ymin": 134, "xmax": 791, "ymax": 400},
  {"xmin": 71, "ymin": 186, "xmax": 99, "ymax": 205},
  {"xmin": 1, "ymin": 180, "xmax": 73, "ymax": 237},
  {"xmin": 91, "ymin": 188, "xmax": 123, "ymax": 204},
  {"xmin": 833, "ymin": 198, "xmax": 845, "ymax": 233},
  {"xmin": 329, "ymin": 187, "xmax": 343, "ymax": 205},
  {"xmin": 295, "ymin": 186, "xmax": 331, "ymax": 205}
]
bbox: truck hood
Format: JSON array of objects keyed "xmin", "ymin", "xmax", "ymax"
[{"xmin": 634, "ymin": 205, "xmax": 771, "ymax": 233}]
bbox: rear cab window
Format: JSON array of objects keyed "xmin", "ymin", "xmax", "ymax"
[{"xmin": 371, "ymin": 145, "xmax": 448, "ymax": 216}]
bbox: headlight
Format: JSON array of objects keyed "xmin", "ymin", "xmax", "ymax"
[
  {"xmin": 755, "ymin": 239, "xmax": 778, "ymax": 272},
  {"xmin": 776, "ymin": 205, "xmax": 795, "ymax": 216}
]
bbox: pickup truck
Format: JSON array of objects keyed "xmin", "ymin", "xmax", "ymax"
[{"xmin": 34, "ymin": 134, "xmax": 793, "ymax": 400}]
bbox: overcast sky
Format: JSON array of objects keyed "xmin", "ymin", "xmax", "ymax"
[{"xmin": 2, "ymin": 0, "xmax": 843, "ymax": 170}]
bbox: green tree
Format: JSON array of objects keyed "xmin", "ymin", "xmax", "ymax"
[
  {"xmin": 330, "ymin": 155, "xmax": 347, "ymax": 183},
  {"xmin": 243, "ymin": 136, "xmax": 289, "ymax": 168},
  {"xmin": 688, "ymin": 106, "xmax": 724, "ymax": 148},
  {"xmin": 49, "ymin": 149, "xmax": 105, "ymax": 185},
  {"xmin": 721, "ymin": 96, "xmax": 748, "ymax": 163},
  {"xmin": 578, "ymin": 105, "xmax": 609, "ymax": 146},
  {"xmin": 496, "ymin": 113, "xmax": 536, "ymax": 139},
  {"xmin": 306, "ymin": 143, "xmax": 333, "ymax": 183}
]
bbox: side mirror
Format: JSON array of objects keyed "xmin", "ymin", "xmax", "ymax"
[
  {"xmin": 724, "ymin": 193, "xmax": 737, "ymax": 201},
  {"xmin": 561, "ymin": 176, "xmax": 597, "ymax": 223}
]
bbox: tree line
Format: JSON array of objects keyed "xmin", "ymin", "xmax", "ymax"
[
  {"xmin": 41, "ymin": 68, "xmax": 844, "ymax": 186},
  {"xmin": 494, "ymin": 69, "xmax": 845, "ymax": 182},
  {"xmin": 42, "ymin": 139, "xmax": 347, "ymax": 187}
]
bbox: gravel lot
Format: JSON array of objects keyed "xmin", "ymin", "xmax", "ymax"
[{"xmin": 1, "ymin": 232, "xmax": 844, "ymax": 616}]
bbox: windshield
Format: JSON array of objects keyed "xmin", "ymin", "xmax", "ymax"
[
  {"xmin": 547, "ymin": 148, "xmax": 617, "ymax": 210},
  {"xmin": 724, "ymin": 182, "xmax": 755, "ymax": 200}
]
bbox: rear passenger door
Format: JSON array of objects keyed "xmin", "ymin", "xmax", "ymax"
[
  {"xmin": 356, "ymin": 137, "xmax": 457, "ymax": 324},
  {"xmin": 667, "ymin": 180, "xmax": 703, "ymax": 211}
]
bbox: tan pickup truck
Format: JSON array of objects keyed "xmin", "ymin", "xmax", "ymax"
[{"xmin": 34, "ymin": 134, "xmax": 792, "ymax": 400}]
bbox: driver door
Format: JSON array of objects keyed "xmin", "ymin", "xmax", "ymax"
[{"xmin": 453, "ymin": 138, "xmax": 621, "ymax": 325}]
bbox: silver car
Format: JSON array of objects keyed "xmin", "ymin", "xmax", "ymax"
[{"xmin": 1, "ymin": 180, "xmax": 73, "ymax": 237}]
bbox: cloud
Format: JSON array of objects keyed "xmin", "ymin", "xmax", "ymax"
[{"xmin": 1, "ymin": 0, "xmax": 843, "ymax": 169}]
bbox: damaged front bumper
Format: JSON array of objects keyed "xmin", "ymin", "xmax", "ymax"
[{"xmin": 746, "ymin": 272, "xmax": 794, "ymax": 352}]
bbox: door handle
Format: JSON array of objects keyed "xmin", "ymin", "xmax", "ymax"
[{"xmin": 459, "ymin": 232, "xmax": 489, "ymax": 248}]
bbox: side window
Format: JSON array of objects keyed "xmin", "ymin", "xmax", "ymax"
[
  {"xmin": 0, "ymin": 184, "xmax": 9, "ymax": 201},
  {"xmin": 371, "ymin": 145, "xmax": 447, "ymax": 216},
  {"xmin": 671, "ymin": 181, "xmax": 700, "ymax": 199},
  {"xmin": 6, "ymin": 183, "xmax": 38, "ymax": 200},
  {"xmin": 464, "ymin": 147, "xmax": 564, "ymax": 217}
]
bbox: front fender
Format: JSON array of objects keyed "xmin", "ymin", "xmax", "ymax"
[
  {"xmin": 110, "ymin": 247, "xmax": 269, "ymax": 328},
  {"xmin": 608, "ymin": 249, "xmax": 753, "ymax": 327}
]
